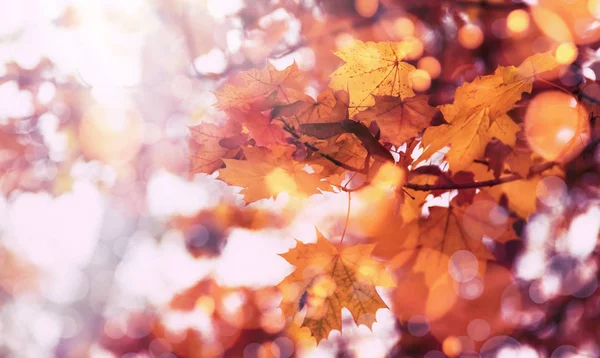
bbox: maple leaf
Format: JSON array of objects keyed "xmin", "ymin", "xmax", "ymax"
[
  {"xmin": 215, "ymin": 62, "xmax": 308, "ymax": 110},
  {"xmin": 417, "ymin": 52, "xmax": 558, "ymax": 171},
  {"xmin": 373, "ymin": 194, "xmax": 516, "ymax": 286},
  {"xmin": 373, "ymin": 208, "xmax": 489, "ymax": 286},
  {"xmin": 484, "ymin": 139, "xmax": 514, "ymax": 179},
  {"xmin": 272, "ymin": 88, "xmax": 349, "ymax": 128},
  {"xmin": 484, "ymin": 135, "xmax": 536, "ymax": 179},
  {"xmin": 440, "ymin": 52, "xmax": 558, "ymax": 123},
  {"xmin": 278, "ymin": 231, "xmax": 394, "ymax": 341},
  {"xmin": 219, "ymin": 146, "xmax": 332, "ymax": 203},
  {"xmin": 329, "ymin": 40, "xmax": 416, "ymax": 115},
  {"xmin": 354, "ymin": 95, "xmax": 437, "ymax": 144},
  {"xmin": 419, "ymin": 108, "xmax": 499, "ymax": 171},
  {"xmin": 308, "ymin": 134, "xmax": 368, "ymax": 177},
  {"xmin": 229, "ymin": 109, "xmax": 287, "ymax": 147},
  {"xmin": 189, "ymin": 121, "xmax": 246, "ymax": 174}
]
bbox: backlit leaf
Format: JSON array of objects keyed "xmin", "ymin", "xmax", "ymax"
[
  {"xmin": 330, "ymin": 40, "xmax": 416, "ymax": 115},
  {"xmin": 278, "ymin": 231, "xmax": 394, "ymax": 341}
]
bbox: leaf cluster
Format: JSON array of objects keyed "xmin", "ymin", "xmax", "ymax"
[{"xmin": 189, "ymin": 40, "xmax": 565, "ymax": 342}]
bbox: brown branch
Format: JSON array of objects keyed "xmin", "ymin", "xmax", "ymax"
[
  {"xmin": 453, "ymin": 0, "xmax": 527, "ymax": 10},
  {"xmin": 405, "ymin": 161, "xmax": 558, "ymax": 191},
  {"xmin": 337, "ymin": 161, "xmax": 558, "ymax": 193},
  {"xmin": 404, "ymin": 173, "xmax": 522, "ymax": 191}
]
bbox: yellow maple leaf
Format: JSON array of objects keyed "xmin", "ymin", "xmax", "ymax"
[
  {"xmin": 278, "ymin": 231, "xmax": 394, "ymax": 341},
  {"xmin": 440, "ymin": 52, "xmax": 558, "ymax": 123},
  {"xmin": 419, "ymin": 108, "xmax": 497, "ymax": 171},
  {"xmin": 215, "ymin": 62, "xmax": 308, "ymax": 110},
  {"xmin": 354, "ymin": 95, "xmax": 437, "ymax": 144},
  {"xmin": 418, "ymin": 52, "xmax": 558, "ymax": 171},
  {"xmin": 219, "ymin": 146, "xmax": 331, "ymax": 203},
  {"xmin": 330, "ymin": 40, "xmax": 416, "ymax": 115}
]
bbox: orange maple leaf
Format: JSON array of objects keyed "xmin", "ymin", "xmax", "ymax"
[
  {"xmin": 278, "ymin": 231, "xmax": 394, "ymax": 341},
  {"xmin": 354, "ymin": 95, "xmax": 437, "ymax": 144},
  {"xmin": 374, "ymin": 194, "xmax": 517, "ymax": 286},
  {"xmin": 272, "ymin": 88, "xmax": 349, "ymax": 128},
  {"xmin": 218, "ymin": 146, "xmax": 332, "ymax": 203},
  {"xmin": 229, "ymin": 109, "xmax": 287, "ymax": 147}
]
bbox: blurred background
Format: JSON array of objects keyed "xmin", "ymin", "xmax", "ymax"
[{"xmin": 0, "ymin": 0, "xmax": 599, "ymax": 357}]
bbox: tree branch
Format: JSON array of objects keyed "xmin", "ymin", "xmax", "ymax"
[
  {"xmin": 405, "ymin": 161, "xmax": 558, "ymax": 191},
  {"xmin": 337, "ymin": 161, "xmax": 558, "ymax": 193},
  {"xmin": 404, "ymin": 173, "xmax": 522, "ymax": 191}
]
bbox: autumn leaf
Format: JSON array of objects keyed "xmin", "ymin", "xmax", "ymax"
[
  {"xmin": 298, "ymin": 122, "xmax": 346, "ymax": 140},
  {"xmin": 215, "ymin": 62, "xmax": 308, "ymax": 110},
  {"xmin": 229, "ymin": 109, "xmax": 287, "ymax": 146},
  {"xmin": 484, "ymin": 139, "xmax": 514, "ymax": 179},
  {"xmin": 440, "ymin": 52, "xmax": 558, "ymax": 124},
  {"xmin": 330, "ymin": 40, "xmax": 416, "ymax": 115},
  {"xmin": 189, "ymin": 121, "xmax": 246, "ymax": 174},
  {"xmin": 308, "ymin": 134, "xmax": 368, "ymax": 177},
  {"xmin": 421, "ymin": 108, "xmax": 493, "ymax": 171},
  {"xmin": 278, "ymin": 231, "xmax": 394, "ymax": 341},
  {"xmin": 272, "ymin": 88, "xmax": 349, "ymax": 128},
  {"xmin": 354, "ymin": 95, "xmax": 437, "ymax": 144},
  {"xmin": 374, "ymin": 207, "xmax": 489, "ymax": 286},
  {"xmin": 299, "ymin": 119, "xmax": 392, "ymax": 161},
  {"xmin": 419, "ymin": 109, "xmax": 522, "ymax": 172},
  {"xmin": 418, "ymin": 52, "xmax": 558, "ymax": 171},
  {"xmin": 484, "ymin": 136, "xmax": 537, "ymax": 179},
  {"xmin": 373, "ymin": 194, "xmax": 517, "ymax": 286},
  {"xmin": 219, "ymin": 146, "xmax": 332, "ymax": 203}
]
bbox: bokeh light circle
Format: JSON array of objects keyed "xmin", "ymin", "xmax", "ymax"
[
  {"xmin": 536, "ymin": 176, "xmax": 567, "ymax": 207},
  {"xmin": 480, "ymin": 336, "xmax": 521, "ymax": 358},
  {"xmin": 507, "ymin": 9, "xmax": 530, "ymax": 34},
  {"xmin": 418, "ymin": 56, "xmax": 442, "ymax": 79},
  {"xmin": 524, "ymin": 91, "xmax": 591, "ymax": 162},
  {"xmin": 448, "ymin": 250, "xmax": 479, "ymax": 283},
  {"xmin": 458, "ymin": 24, "xmax": 484, "ymax": 49},
  {"xmin": 410, "ymin": 69, "xmax": 431, "ymax": 92},
  {"xmin": 467, "ymin": 318, "xmax": 491, "ymax": 342},
  {"xmin": 457, "ymin": 277, "xmax": 484, "ymax": 300},
  {"xmin": 79, "ymin": 105, "xmax": 144, "ymax": 166}
]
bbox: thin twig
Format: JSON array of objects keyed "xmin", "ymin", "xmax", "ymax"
[{"xmin": 339, "ymin": 191, "xmax": 351, "ymax": 245}]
